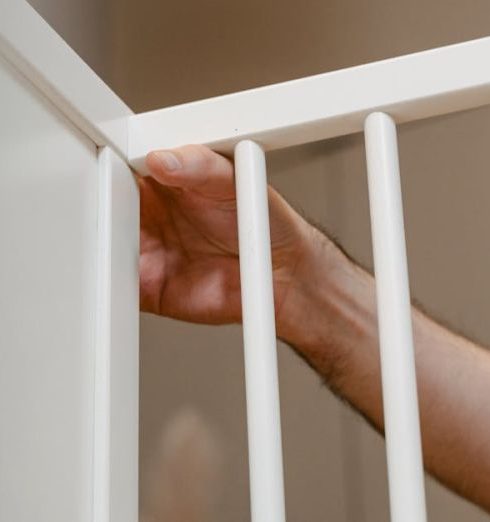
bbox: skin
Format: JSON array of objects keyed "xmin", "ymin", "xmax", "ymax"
[{"xmin": 140, "ymin": 144, "xmax": 490, "ymax": 512}]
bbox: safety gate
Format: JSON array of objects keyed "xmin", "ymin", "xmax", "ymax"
[{"xmin": 3, "ymin": 1, "xmax": 490, "ymax": 520}]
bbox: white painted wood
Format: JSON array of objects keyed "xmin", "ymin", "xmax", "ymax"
[
  {"xmin": 234, "ymin": 141, "xmax": 286, "ymax": 522},
  {"xmin": 0, "ymin": 53, "xmax": 139, "ymax": 522},
  {"xmin": 94, "ymin": 148, "xmax": 139, "ymax": 522},
  {"xmin": 0, "ymin": 5, "xmax": 138, "ymax": 521},
  {"xmin": 0, "ymin": 54, "xmax": 98, "ymax": 522},
  {"xmin": 129, "ymin": 36, "xmax": 490, "ymax": 175},
  {"xmin": 364, "ymin": 113, "xmax": 426, "ymax": 522},
  {"xmin": 0, "ymin": 0, "xmax": 132, "ymax": 160},
  {"xmin": 4, "ymin": 0, "xmax": 490, "ymax": 185}
]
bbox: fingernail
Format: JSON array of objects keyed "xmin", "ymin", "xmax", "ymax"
[{"xmin": 155, "ymin": 151, "xmax": 182, "ymax": 171}]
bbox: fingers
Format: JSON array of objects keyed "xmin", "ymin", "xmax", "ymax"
[{"xmin": 145, "ymin": 145, "xmax": 235, "ymax": 199}]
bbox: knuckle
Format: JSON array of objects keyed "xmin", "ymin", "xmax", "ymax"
[{"xmin": 181, "ymin": 144, "xmax": 213, "ymax": 167}]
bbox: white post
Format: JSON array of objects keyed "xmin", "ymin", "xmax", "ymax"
[
  {"xmin": 364, "ymin": 112, "xmax": 427, "ymax": 522},
  {"xmin": 234, "ymin": 140, "xmax": 286, "ymax": 522}
]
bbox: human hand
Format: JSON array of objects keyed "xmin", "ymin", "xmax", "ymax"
[{"xmin": 139, "ymin": 145, "xmax": 319, "ymax": 332}]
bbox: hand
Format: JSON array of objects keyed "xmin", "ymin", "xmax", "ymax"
[{"xmin": 139, "ymin": 145, "xmax": 316, "ymax": 329}]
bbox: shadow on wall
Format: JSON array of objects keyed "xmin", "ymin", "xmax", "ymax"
[{"xmin": 140, "ymin": 408, "xmax": 223, "ymax": 522}]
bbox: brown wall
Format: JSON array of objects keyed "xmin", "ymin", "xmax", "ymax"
[
  {"xmin": 28, "ymin": 0, "xmax": 490, "ymax": 520},
  {"xmin": 28, "ymin": 0, "xmax": 113, "ymax": 82}
]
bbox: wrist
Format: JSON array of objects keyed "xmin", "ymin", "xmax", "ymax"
[
  {"xmin": 275, "ymin": 221, "xmax": 384, "ymax": 427},
  {"xmin": 275, "ymin": 223, "xmax": 378, "ymax": 386},
  {"xmin": 275, "ymin": 224, "xmax": 342, "ymax": 350}
]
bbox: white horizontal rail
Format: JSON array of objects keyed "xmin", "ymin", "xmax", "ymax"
[
  {"xmin": 364, "ymin": 113, "xmax": 426, "ymax": 522},
  {"xmin": 3, "ymin": 1, "xmax": 490, "ymax": 179},
  {"xmin": 0, "ymin": 0, "xmax": 132, "ymax": 160},
  {"xmin": 130, "ymin": 36, "xmax": 490, "ymax": 175},
  {"xmin": 235, "ymin": 140, "xmax": 286, "ymax": 522}
]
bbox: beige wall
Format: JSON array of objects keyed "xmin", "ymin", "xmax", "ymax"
[
  {"xmin": 29, "ymin": 0, "xmax": 490, "ymax": 520},
  {"xmin": 27, "ymin": 0, "xmax": 113, "ymax": 82},
  {"xmin": 109, "ymin": 0, "xmax": 490, "ymax": 112}
]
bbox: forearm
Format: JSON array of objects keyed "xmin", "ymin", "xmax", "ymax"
[{"xmin": 277, "ymin": 226, "xmax": 490, "ymax": 511}]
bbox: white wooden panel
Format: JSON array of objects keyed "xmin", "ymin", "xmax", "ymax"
[
  {"xmin": 0, "ymin": 55, "xmax": 98, "ymax": 521},
  {"xmin": 94, "ymin": 148, "xmax": 139, "ymax": 522}
]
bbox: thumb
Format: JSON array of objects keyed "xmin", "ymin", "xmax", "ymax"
[{"xmin": 145, "ymin": 145, "xmax": 235, "ymax": 199}]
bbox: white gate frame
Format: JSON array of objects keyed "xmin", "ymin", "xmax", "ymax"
[{"xmin": 3, "ymin": 1, "xmax": 490, "ymax": 520}]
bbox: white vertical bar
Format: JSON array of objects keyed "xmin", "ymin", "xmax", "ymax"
[
  {"xmin": 93, "ymin": 148, "xmax": 112, "ymax": 522},
  {"xmin": 234, "ymin": 140, "xmax": 286, "ymax": 522},
  {"xmin": 94, "ymin": 148, "xmax": 139, "ymax": 522},
  {"xmin": 364, "ymin": 112, "xmax": 427, "ymax": 522}
]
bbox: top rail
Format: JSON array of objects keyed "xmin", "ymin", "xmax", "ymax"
[
  {"xmin": 129, "ymin": 36, "xmax": 490, "ymax": 175},
  {"xmin": 2, "ymin": 0, "xmax": 490, "ymax": 177}
]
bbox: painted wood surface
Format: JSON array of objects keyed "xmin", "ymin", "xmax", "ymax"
[
  {"xmin": 0, "ymin": 55, "xmax": 139, "ymax": 522},
  {"xmin": 0, "ymin": 54, "xmax": 99, "ymax": 522},
  {"xmin": 94, "ymin": 148, "xmax": 139, "ymax": 522}
]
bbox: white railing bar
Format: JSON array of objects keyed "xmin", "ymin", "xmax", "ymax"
[
  {"xmin": 234, "ymin": 140, "xmax": 286, "ymax": 522},
  {"xmin": 364, "ymin": 112, "xmax": 427, "ymax": 522},
  {"xmin": 93, "ymin": 148, "xmax": 112, "ymax": 522},
  {"xmin": 130, "ymin": 36, "xmax": 490, "ymax": 174},
  {"xmin": 3, "ymin": 2, "xmax": 489, "ymax": 180}
]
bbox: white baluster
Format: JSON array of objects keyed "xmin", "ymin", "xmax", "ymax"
[
  {"xmin": 234, "ymin": 140, "xmax": 286, "ymax": 522},
  {"xmin": 364, "ymin": 112, "xmax": 427, "ymax": 522}
]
